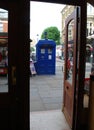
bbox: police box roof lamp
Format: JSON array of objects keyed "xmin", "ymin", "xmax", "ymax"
[{"xmin": 44, "ymin": 31, "xmax": 48, "ymax": 40}]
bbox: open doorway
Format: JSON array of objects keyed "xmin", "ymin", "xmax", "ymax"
[{"xmin": 30, "ymin": 1, "xmax": 76, "ymax": 130}]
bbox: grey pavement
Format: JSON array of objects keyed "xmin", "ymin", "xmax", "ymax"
[
  {"xmin": 30, "ymin": 58, "xmax": 64, "ymax": 112},
  {"xmin": 0, "ymin": 58, "xmax": 92, "ymax": 112},
  {"xmin": 30, "ymin": 60, "xmax": 92, "ymax": 112}
]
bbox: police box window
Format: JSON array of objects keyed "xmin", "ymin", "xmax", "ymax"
[
  {"xmin": 48, "ymin": 48, "xmax": 52, "ymax": 54},
  {"xmin": 41, "ymin": 48, "xmax": 45, "ymax": 54},
  {"xmin": 48, "ymin": 55, "xmax": 52, "ymax": 60}
]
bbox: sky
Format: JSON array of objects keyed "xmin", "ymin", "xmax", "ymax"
[{"xmin": 30, "ymin": 1, "xmax": 65, "ymax": 41}]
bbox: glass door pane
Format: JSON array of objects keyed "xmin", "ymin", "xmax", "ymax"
[
  {"xmin": 0, "ymin": 8, "xmax": 8, "ymax": 92},
  {"xmin": 83, "ymin": 3, "xmax": 94, "ymax": 108},
  {"xmin": 66, "ymin": 19, "xmax": 74, "ymax": 84}
]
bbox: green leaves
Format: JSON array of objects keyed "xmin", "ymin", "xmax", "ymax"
[{"xmin": 41, "ymin": 26, "xmax": 60, "ymax": 45}]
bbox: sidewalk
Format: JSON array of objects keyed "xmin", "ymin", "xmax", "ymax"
[
  {"xmin": 30, "ymin": 110, "xmax": 71, "ymax": 130},
  {"xmin": 30, "ymin": 59, "xmax": 64, "ymax": 112}
]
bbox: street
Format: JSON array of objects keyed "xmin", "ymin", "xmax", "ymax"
[
  {"xmin": 30, "ymin": 58, "xmax": 64, "ymax": 112},
  {"xmin": 0, "ymin": 59, "xmax": 92, "ymax": 112}
]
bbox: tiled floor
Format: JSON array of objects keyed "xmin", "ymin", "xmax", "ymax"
[{"xmin": 30, "ymin": 109, "xmax": 71, "ymax": 130}]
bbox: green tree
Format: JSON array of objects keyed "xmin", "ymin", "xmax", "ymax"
[
  {"xmin": 30, "ymin": 47, "xmax": 35, "ymax": 52},
  {"xmin": 41, "ymin": 26, "xmax": 60, "ymax": 45}
]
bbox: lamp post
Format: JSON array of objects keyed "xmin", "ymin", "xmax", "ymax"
[{"xmin": 36, "ymin": 34, "xmax": 39, "ymax": 42}]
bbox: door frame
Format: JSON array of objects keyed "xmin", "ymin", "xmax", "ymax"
[{"xmin": 0, "ymin": 0, "xmax": 87, "ymax": 130}]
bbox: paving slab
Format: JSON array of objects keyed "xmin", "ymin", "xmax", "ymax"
[{"xmin": 30, "ymin": 59, "xmax": 64, "ymax": 112}]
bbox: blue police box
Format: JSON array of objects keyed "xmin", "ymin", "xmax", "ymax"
[{"xmin": 36, "ymin": 39, "xmax": 56, "ymax": 75}]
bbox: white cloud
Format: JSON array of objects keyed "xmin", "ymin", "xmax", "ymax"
[{"xmin": 30, "ymin": 1, "xmax": 65, "ymax": 41}]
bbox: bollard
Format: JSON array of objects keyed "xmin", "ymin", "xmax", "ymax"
[{"xmin": 89, "ymin": 74, "xmax": 94, "ymax": 130}]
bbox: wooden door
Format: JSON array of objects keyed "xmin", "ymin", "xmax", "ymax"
[
  {"xmin": 0, "ymin": 1, "xmax": 30, "ymax": 130},
  {"xmin": 63, "ymin": 7, "xmax": 79, "ymax": 128}
]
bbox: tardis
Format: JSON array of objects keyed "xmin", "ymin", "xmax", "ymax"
[{"xmin": 36, "ymin": 39, "xmax": 56, "ymax": 75}]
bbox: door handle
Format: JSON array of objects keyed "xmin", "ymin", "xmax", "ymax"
[
  {"xmin": 12, "ymin": 66, "xmax": 16, "ymax": 85},
  {"xmin": 66, "ymin": 86, "xmax": 69, "ymax": 89}
]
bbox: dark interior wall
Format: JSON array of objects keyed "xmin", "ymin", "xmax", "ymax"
[{"xmin": 8, "ymin": 1, "xmax": 30, "ymax": 130}]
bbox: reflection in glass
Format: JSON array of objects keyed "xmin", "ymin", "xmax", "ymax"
[
  {"xmin": 83, "ymin": 3, "xmax": 94, "ymax": 108},
  {"xmin": 0, "ymin": 8, "xmax": 8, "ymax": 92},
  {"xmin": 66, "ymin": 20, "xmax": 74, "ymax": 84}
]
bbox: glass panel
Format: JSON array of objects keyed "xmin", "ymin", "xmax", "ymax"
[
  {"xmin": 0, "ymin": 9, "xmax": 8, "ymax": 92},
  {"xmin": 48, "ymin": 48, "xmax": 52, "ymax": 54},
  {"xmin": 66, "ymin": 19, "xmax": 74, "ymax": 84},
  {"xmin": 41, "ymin": 48, "xmax": 45, "ymax": 54},
  {"xmin": 48, "ymin": 55, "xmax": 52, "ymax": 60},
  {"xmin": 83, "ymin": 3, "xmax": 94, "ymax": 108}
]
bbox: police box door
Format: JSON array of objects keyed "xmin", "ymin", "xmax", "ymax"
[{"xmin": 63, "ymin": 7, "xmax": 80, "ymax": 128}]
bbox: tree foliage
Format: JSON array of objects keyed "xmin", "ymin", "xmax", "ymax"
[
  {"xmin": 41, "ymin": 26, "xmax": 60, "ymax": 45},
  {"xmin": 30, "ymin": 47, "xmax": 35, "ymax": 52}
]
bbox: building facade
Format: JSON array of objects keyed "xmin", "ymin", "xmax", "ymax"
[
  {"xmin": 0, "ymin": 9, "xmax": 8, "ymax": 32},
  {"xmin": 61, "ymin": 3, "xmax": 94, "ymax": 43}
]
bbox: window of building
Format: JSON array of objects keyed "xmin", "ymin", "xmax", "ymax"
[{"xmin": 0, "ymin": 23, "xmax": 3, "ymax": 32}]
